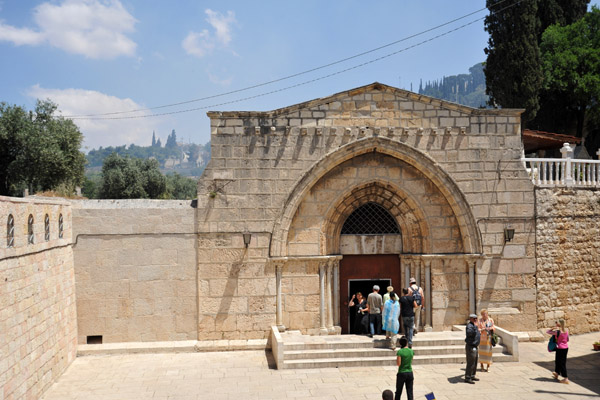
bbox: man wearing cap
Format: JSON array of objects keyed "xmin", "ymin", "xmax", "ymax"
[
  {"xmin": 408, "ymin": 278, "xmax": 424, "ymax": 334},
  {"xmin": 365, "ymin": 285, "xmax": 383, "ymax": 337},
  {"xmin": 465, "ymin": 313, "xmax": 481, "ymax": 384}
]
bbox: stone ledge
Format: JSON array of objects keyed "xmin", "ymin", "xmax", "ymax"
[{"xmin": 77, "ymin": 339, "xmax": 268, "ymax": 356}]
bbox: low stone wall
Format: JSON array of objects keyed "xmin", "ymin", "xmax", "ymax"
[
  {"xmin": 0, "ymin": 196, "xmax": 77, "ymax": 400},
  {"xmin": 536, "ymin": 188, "xmax": 600, "ymax": 334},
  {"xmin": 71, "ymin": 200, "xmax": 197, "ymax": 343}
]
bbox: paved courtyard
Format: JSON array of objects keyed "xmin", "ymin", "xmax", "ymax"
[{"xmin": 42, "ymin": 332, "xmax": 600, "ymax": 400}]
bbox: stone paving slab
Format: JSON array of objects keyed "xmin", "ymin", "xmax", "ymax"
[{"xmin": 42, "ymin": 332, "xmax": 600, "ymax": 400}]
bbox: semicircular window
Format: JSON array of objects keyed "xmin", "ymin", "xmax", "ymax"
[{"xmin": 341, "ymin": 202, "xmax": 400, "ymax": 235}]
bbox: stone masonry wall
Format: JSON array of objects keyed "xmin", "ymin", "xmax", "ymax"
[
  {"xmin": 200, "ymin": 83, "xmax": 537, "ymax": 335},
  {"xmin": 536, "ymin": 188, "xmax": 600, "ymax": 334},
  {"xmin": 71, "ymin": 200, "xmax": 197, "ymax": 343},
  {"xmin": 0, "ymin": 196, "xmax": 77, "ymax": 400}
]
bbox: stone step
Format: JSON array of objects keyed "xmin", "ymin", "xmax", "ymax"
[
  {"xmin": 282, "ymin": 336, "xmax": 468, "ymax": 351},
  {"xmin": 282, "ymin": 352, "xmax": 515, "ymax": 369},
  {"xmin": 284, "ymin": 343, "xmax": 509, "ymax": 360},
  {"xmin": 413, "ymin": 344, "xmax": 507, "ymax": 356},
  {"xmin": 284, "ymin": 347, "xmax": 395, "ymax": 360}
]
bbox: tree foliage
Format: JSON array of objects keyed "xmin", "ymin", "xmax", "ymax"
[
  {"xmin": 165, "ymin": 129, "xmax": 177, "ymax": 149},
  {"xmin": 165, "ymin": 172, "xmax": 197, "ymax": 200},
  {"xmin": 100, "ymin": 153, "xmax": 167, "ymax": 199},
  {"xmin": 0, "ymin": 100, "xmax": 85, "ymax": 196},
  {"xmin": 98, "ymin": 153, "xmax": 197, "ymax": 199},
  {"xmin": 540, "ymin": 6, "xmax": 600, "ymax": 140},
  {"xmin": 419, "ymin": 63, "xmax": 489, "ymax": 108},
  {"xmin": 484, "ymin": 0, "xmax": 589, "ymax": 125},
  {"xmin": 484, "ymin": 0, "xmax": 543, "ymax": 122}
]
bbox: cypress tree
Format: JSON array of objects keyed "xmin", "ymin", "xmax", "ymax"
[{"xmin": 484, "ymin": 0, "xmax": 543, "ymax": 123}]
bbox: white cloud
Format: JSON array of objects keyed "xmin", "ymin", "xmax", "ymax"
[
  {"xmin": 0, "ymin": 23, "xmax": 43, "ymax": 45},
  {"xmin": 207, "ymin": 71, "xmax": 233, "ymax": 86},
  {"xmin": 27, "ymin": 85, "xmax": 159, "ymax": 150},
  {"xmin": 0, "ymin": 0, "xmax": 137, "ymax": 59},
  {"xmin": 182, "ymin": 9, "xmax": 236, "ymax": 58}
]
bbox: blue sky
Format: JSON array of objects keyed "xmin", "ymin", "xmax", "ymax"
[{"xmin": 1, "ymin": 1, "xmax": 598, "ymax": 151}]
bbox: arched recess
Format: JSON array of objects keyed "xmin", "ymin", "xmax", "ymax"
[
  {"xmin": 323, "ymin": 180, "xmax": 431, "ymax": 254},
  {"xmin": 269, "ymin": 136, "xmax": 482, "ymax": 257}
]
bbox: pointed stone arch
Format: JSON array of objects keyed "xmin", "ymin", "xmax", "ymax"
[
  {"xmin": 269, "ymin": 137, "xmax": 481, "ymax": 257},
  {"xmin": 322, "ymin": 180, "xmax": 430, "ymax": 254}
]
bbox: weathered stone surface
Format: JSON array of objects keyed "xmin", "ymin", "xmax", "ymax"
[
  {"xmin": 535, "ymin": 189, "xmax": 600, "ymax": 333},
  {"xmin": 0, "ymin": 196, "xmax": 76, "ymax": 400}
]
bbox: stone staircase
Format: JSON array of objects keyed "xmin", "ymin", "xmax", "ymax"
[{"xmin": 272, "ymin": 328, "xmax": 517, "ymax": 369}]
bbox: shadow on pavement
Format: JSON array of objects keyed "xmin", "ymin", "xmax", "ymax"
[
  {"xmin": 533, "ymin": 390, "xmax": 599, "ymax": 397},
  {"xmin": 447, "ymin": 375, "xmax": 465, "ymax": 384},
  {"xmin": 265, "ymin": 349, "xmax": 277, "ymax": 370},
  {"xmin": 535, "ymin": 352, "xmax": 600, "ymax": 395}
]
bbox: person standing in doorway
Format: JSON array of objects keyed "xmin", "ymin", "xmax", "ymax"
[
  {"xmin": 399, "ymin": 288, "xmax": 417, "ymax": 348},
  {"xmin": 464, "ymin": 313, "xmax": 481, "ymax": 384},
  {"xmin": 408, "ymin": 278, "xmax": 424, "ymax": 334},
  {"xmin": 365, "ymin": 285, "xmax": 383, "ymax": 337}
]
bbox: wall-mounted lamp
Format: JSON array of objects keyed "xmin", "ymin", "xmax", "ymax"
[
  {"xmin": 504, "ymin": 228, "xmax": 515, "ymax": 243},
  {"xmin": 243, "ymin": 231, "xmax": 252, "ymax": 248}
]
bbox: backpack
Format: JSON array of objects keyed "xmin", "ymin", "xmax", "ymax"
[{"xmin": 411, "ymin": 285, "xmax": 422, "ymax": 306}]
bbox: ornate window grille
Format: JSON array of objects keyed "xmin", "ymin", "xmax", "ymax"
[
  {"xmin": 58, "ymin": 214, "xmax": 64, "ymax": 239},
  {"xmin": 45, "ymin": 214, "xmax": 50, "ymax": 241},
  {"xmin": 7, "ymin": 214, "xmax": 14, "ymax": 248},
  {"xmin": 27, "ymin": 214, "xmax": 34, "ymax": 244},
  {"xmin": 341, "ymin": 202, "xmax": 400, "ymax": 234}
]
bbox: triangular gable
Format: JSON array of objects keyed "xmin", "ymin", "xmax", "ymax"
[{"xmin": 207, "ymin": 82, "xmax": 524, "ymax": 118}]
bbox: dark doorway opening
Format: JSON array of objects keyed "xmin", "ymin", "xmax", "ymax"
[
  {"xmin": 339, "ymin": 254, "xmax": 402, "ymax": 334},
  {"xmin": 347, "ymin": 279, "xmax": 391, "ymax": 334}
]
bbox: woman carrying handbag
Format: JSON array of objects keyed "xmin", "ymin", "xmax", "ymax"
[
  {"xmin": 477, "ymin": 309, "xmax": 495, "ymax": 372},
  {"xmin": 547, "ymin": 319, "xmax": 569, "ymax": 384}
]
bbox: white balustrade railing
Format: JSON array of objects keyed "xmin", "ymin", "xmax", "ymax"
[{"xmin": 522, "ymin": 143, "xmax": 600, "ymax": 187}]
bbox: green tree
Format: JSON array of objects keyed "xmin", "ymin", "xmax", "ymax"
[
  {"xmin": 0, "ymin": 100, "xmax": 85, "ymax": 196},
  {"xmin": 99, "ymin": 153, "xmax": 167, "ymax": 199},
  {"xmin": 166, "ymin": 129, "xmax": 177, "ymax": 149},
  {"xmin": 540, "ymin": 6, "xmax": 600, "ymax": 140},
  {"xmin": 82, "ymin": 172, "xmax": 102, "ymax": 199},
  {"xmin": 484, "ymin": 0, "xmax": 543, "ymax": 122},
  {"xmin": 165, "ymin": 173, "xmax": 197, "ymax": 199}
]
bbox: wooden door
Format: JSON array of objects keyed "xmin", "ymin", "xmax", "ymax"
[{"xmin": 339, "ymin": 254, "xmax": 402, "ymax": 334}]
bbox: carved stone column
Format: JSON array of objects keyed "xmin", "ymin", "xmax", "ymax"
[
  {"xmin": 424, "ymin": 260, "xmax": 432, "ymax": 332},
  {"xmin": 332, "ymin": 259, "xmax": 340, "ymax": 330},
  {"xmin": 275, "ymin": 261, "xmax": 285, "ymax": 332},
  {"xmin": 403, "ymin": 261, "xmax": 411, "ymax": 289},
  {"xmin": 319, "ymin": 261, "xmax": 328, "ymax": 335},
  {"xmin": 468, "ymin": 260, "xmax": 476, "ymax": 315},
  {"xmin": 326, "ymin": 261, "xmax": 334, "ymax": 333}
]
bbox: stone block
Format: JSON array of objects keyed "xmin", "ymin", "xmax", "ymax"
[{"xmin": 291, "ymin": 276, "xmax": 319, "ymax": 295}]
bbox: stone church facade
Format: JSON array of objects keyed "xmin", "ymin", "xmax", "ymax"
[
  {"xmin": 196, "ymin": 82, "xmax": 536, "ymax": 338},
  {"xmin": 2, "ymin": 83, "xmax": 599, "ymax": 399}
]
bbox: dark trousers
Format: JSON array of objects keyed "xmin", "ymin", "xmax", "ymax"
[
  {"xmin": 395, "ymin": 371, "xmax": 414, "ymax": 400},
  {"xmin": 555, "ymin": 348, "xmax": 568, "ymax": 378},
  {"xmin": 369, "ymin": 313, "xmax": 382, "ymax": 335},
  {"xmin": 465, "ymin": 345, "xmax": 478, "ymax": 380}
]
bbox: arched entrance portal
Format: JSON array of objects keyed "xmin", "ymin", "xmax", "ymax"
[
  {"xmin": 337, "ymin": 201, "xmax": 403, "ymax": 333},
  {"xmin": 271, "ymin": 138, "xmax": 482, "ymax": 333}
]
